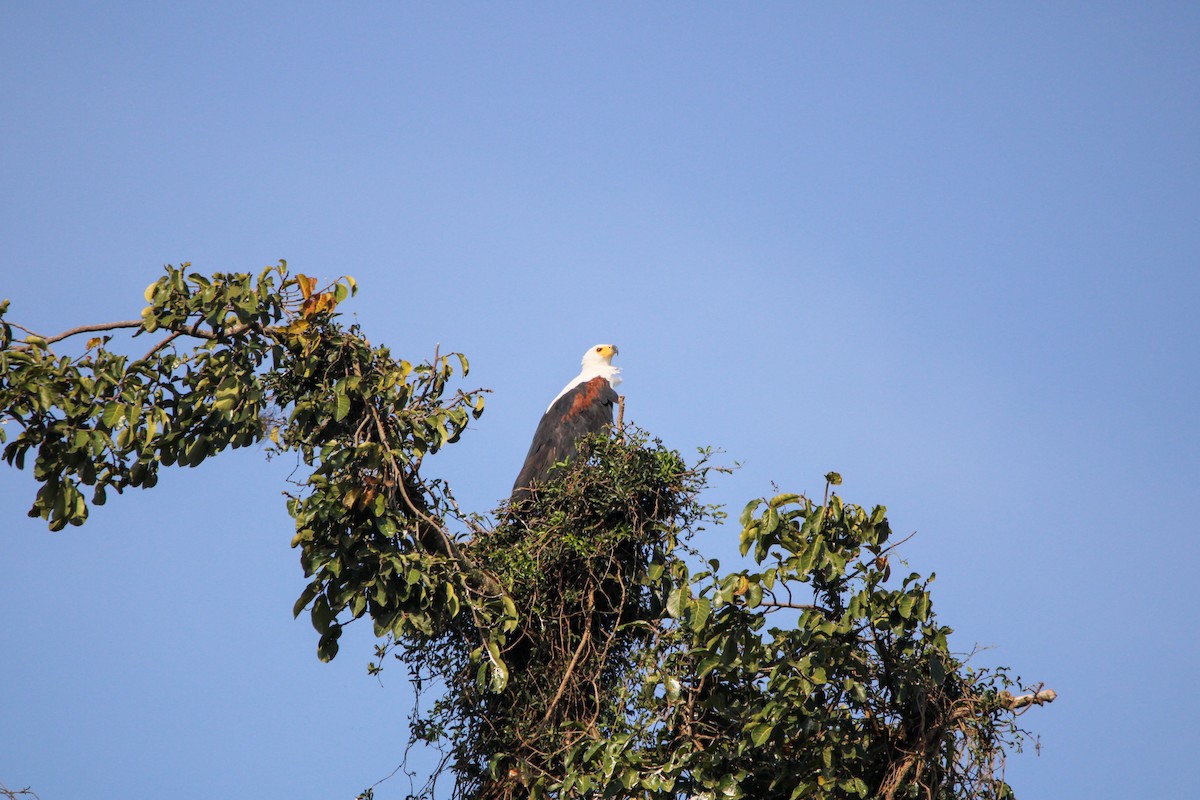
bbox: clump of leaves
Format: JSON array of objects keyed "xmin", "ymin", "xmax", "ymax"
[
  {"xmin": 609, "ymin": 479, "xmax": 1034, "ymax": 800},
  {"xmin": 0, "ymin": 263, "xmax": 509, "ymax": 666}
]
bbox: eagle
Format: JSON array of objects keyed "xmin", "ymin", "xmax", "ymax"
[{"xmin": 510, "ymin": 344, "xmax": 622, "ymax": 503}]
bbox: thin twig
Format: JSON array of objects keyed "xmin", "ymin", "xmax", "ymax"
[
  {"xmin": 540, "ymin": 612, "xmax": 593, "ymax": 728},
  {"xmin": 761, "ymin": 600, "xmax": 828, "ymax": 613},
  {"xmin": 0, "ymin": 783, "xmax": 41, "ymax": 800},
  {"xmin": 616, "ymin": 395, "xmax": 626, "ymax": 442},
  {"xmin": 140, "ymin": 330, "xmax": 184, "ymax": 361}
]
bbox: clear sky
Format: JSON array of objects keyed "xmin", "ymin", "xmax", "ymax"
[{"xmin": 2, "ymin": 3, "xmax": 1197, "ymax": 798}]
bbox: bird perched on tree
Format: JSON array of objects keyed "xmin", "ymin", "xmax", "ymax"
[{"xmin": 510, "ymin": 344, "xmax": 621, "ymax": 503}]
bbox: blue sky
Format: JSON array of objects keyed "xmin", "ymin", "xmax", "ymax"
[{"xmin": 2, "ymin": 3, "xmax": 1197, "ymax": 798}]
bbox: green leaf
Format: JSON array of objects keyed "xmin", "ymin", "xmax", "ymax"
[
  {"xmin": 485, "ymin": 640, "xmax": 509, "ymax": 692},
  {"xmin": 317, "ymin": 628, "xmax": 340, "ymax": 662},
  {"xmin": 748, "ymin": 722, "xmax": 774, "ymax": 747},
  {"xmin": 739, "ymin": 498, "xmax": 763, "ymax": 527},
  {"xmin": 930, "ymin": 654, "xmax": 946, "ymax": 685},
  {"xmin": 213, "ymin": 382, "xmax": 239, "ymax": 412},
  {"xmin": 185, "ymin": 436, "xmax": 207, "ymax": 467},
  {"xmin": 744, "ymin": 581, "xmax": 763, "ymax": 608},
  {"xmin": 697, "ymin": 653, "xmax": 722, "ymax": 677},
  {"xmin": 843, "ymin": 777, "xmax": 869, "ymax": 797},
  {"xmin": 444, "ymin": 583, "xmax": 460, "ymax": 618},
  {"xmin": 689, "ymin": 596, "xmax": 712, "ymax": 631},
  {"xmin": 769, "ymin": 493, "xmax": 801, "ymax": 508},
  {"xmin": 666, "ymin": 586, "xmax": 689, "ymax": 618},
  {"xmin": 101, "ymin": 402, "xmax": 125, "ymax": 428},
  {"xmin": 310, "ymin": 595, "xmax": 334, "ymax": 633},
  {"xmin": 501, "ymin": 594, "xmax": 519, "ymax": 632}
]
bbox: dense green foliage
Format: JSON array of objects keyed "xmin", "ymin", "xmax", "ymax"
[
  {"xmin": 392, "ymin": 445, "xmax": 1031, "ymax": 800},
  {"xmin": 1, "ymin": 265, "xmax": 1050, "ymax": 800}
]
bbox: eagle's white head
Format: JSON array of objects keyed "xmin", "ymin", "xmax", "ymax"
[
  {"xmin": 580, "ymin": 343, "xmax": 621, "ymax": 388},
  {"xmin": 548, "ymin": 343, "xmax": 622, "ymax": 410}
]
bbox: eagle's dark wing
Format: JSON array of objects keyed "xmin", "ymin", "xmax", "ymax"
[{"xmin": 510, "ymin": 376, "xmax": 617, "ymax": 502}]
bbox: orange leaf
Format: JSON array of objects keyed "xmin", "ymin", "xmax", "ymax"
[
  {"xmin": 296, "ymin": 274, "xmax": 318, "ymax": 301},
  {"xmin": 283, "ymin": 318, "xmax": 311, "ymax": 337}
]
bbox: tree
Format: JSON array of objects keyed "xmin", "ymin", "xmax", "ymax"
[{"xmin": 1, "ymin": 264, "xmax": 1054, "ymax": 800}]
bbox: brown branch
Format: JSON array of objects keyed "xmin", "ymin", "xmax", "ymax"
[
  {"xmin": 0, "ymin": 783, "xmax": 41, "ymax": 800},
  {"xmin": 760, "ymin": 587, "xmax": 834, "ymax": 617},
  {"xmin": 166, "ymin": 320, "xmax": 276, "ymax": 341},
  {"xmin": 141, "ymin": 330, "xmax": 184, "ymax": 361},
  {"xmin": 41, "ymin": 319, "xmax": 144, "ymax": 344},
  {"xmin": 761, "ymin": 601, "xmax": 826, "ymax": 612},
  {"xmin": 539, "ymin": 609, "xmax": 593, "ymax": 728},
  {"xmin": 11, "ymin": 319, "xmax": 143, "ymax": 351},
  {"xmin": 11, "ymin": 317, "xmax": 279, "ymax": 354}
]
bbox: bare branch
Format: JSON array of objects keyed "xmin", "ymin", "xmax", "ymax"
[
  {"xmin": 8, "ymin": 317, "xmax": 280, "ymax": 354},
  {"xmin": 13, "ymin": 319, "xmax": 143, "ymax": 349},
  {"xmin": 1005, "ymin": 687, "xmax": 1057, "ymax": 711},
  {"xmin": 0, "ymin": 782, "xmax": 42, "ymax": 800}
]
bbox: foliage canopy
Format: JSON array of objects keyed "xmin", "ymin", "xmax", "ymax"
[{"xmin": 0, "ymin": 264, "xmax": 1053, "ymax": 800}]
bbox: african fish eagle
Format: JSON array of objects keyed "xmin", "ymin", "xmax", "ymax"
[{"xmin": 510, "ymin": 344, "xmax": 621, "ymax": 502}]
